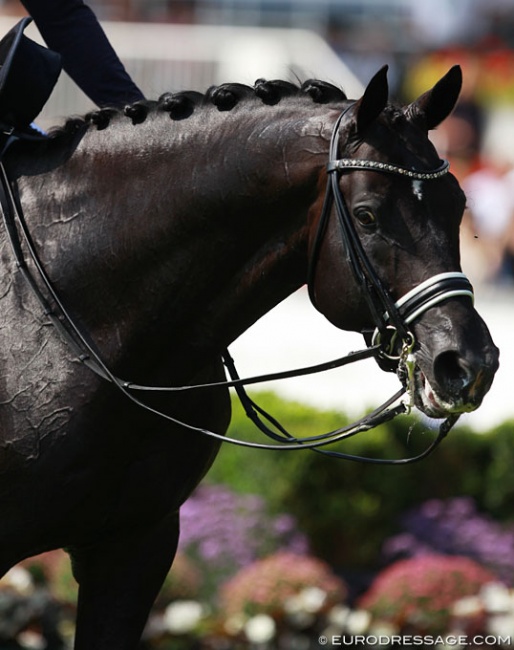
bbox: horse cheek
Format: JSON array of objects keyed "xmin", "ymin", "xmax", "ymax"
[{"xmin": 310, "ymin": 233, "xmax": 369, "ymax": 331}]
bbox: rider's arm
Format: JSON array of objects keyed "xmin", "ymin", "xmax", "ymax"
[{"xmin": 19, "ymin": 0, "xmax": 144, "ymax": 108}]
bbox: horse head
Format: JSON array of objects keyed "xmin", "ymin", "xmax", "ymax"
[{"xmin": 309, "ymin": 65, "xmax": 499, "ymax": 418}]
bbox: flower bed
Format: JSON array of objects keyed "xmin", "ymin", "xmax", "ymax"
[
  {"xmin": 359, "ymin": 554, "xmax": 497, "ymax": 635},
  {"xmin": 178, "ymin": 484, "xmax": 308, "ymax": 596},
  {"xmin": 383, "ymin": 497, "xmax": 514, "ymax": 584},
  {"xmin": 4, "ymin": 490, "xmax": 514, "ymax": 648},
  {"xmin": 220, "ymin": 551, "xmax": 347, "ymax": 619}
]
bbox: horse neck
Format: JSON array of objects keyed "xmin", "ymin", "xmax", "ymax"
[{"xmin": 12, "ymin": 104, "xmax": 336, "ymax": 376}]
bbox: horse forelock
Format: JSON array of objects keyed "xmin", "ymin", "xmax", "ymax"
[
  {"xmin": 347, "ymin": 103, "xmax": 441, "ymax": 168},
  {"xmin": 48, "ymin": 79, "xmax": 348, "ymax": 139}
]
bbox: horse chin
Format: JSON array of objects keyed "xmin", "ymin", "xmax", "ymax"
[{"xmin": 413, "ymin": 370, "xmax": 479, "ymax": 419}]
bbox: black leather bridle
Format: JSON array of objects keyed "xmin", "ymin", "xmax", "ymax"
[
  {"xmin": 0, "ymin": 106, "xmax": 474, "ymax": 463},
  {"xmin": 307, "ymin": 106, "xmax": 474, "ymax": 364}
]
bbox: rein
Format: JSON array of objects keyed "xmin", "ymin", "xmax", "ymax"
[{"xmin": 0, "ymin": 106, "xmax": 472, "ymax": 463}]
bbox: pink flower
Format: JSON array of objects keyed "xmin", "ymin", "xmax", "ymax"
[
  {"xmin": 219, "ymin": 551, "xmax": 346, "ymax": 619},
  {"xmin": 359, "ymin": 554, "xmax": 496, "ymax": 634}
]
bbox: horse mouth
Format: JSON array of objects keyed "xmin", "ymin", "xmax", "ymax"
[{"xmin": 412, "ymin": 369, "xmax": 480, "ymax": 418}]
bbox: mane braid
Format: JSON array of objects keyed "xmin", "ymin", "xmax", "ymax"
[
  {"xmin": 47, "ymin": 78, "xmax": 348, "ymax": 137},
  {"xmin": 47, "ymin": 115, "xmax": 88, "ymax": 138},
  {"xmin": 206, "ymin": 83, "xmax": 256, "ymax": 111},
  {"xmin": 301, "ymin": 79, "xmax": 347, "ymax": 103},
  {"xmin": 124, "ymin": 100, "xmax": 156, "ymax": 125},
  {"xmin": 254, "ymin": 79, "xmax": 299, "ymax": 105},
  {"xmin": 158, "ymin": 91, "xmax": 203, "ymax": 120}
]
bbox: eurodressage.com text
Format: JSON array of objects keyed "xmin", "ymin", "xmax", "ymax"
[{"xmin": 318, "ymin": 635, "xmax": 513, "ymax": 646}]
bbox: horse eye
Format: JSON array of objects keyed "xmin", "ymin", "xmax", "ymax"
[{"xmin": 354, "ymin": 207, "xmax": 376, "ymax": 227}]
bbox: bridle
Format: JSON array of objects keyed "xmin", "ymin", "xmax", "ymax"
[
  {"xmin": 307, "ymin": 105, "xmax": 474, "ymax": 364},
  {"xmin": 0, "ymin": 104, "xmax": 474, "ymax": 464}
]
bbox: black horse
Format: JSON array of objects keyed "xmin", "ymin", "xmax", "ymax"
[{"xmin": 0, "ymin": 66, "xmax": 498, "ymax": 648}]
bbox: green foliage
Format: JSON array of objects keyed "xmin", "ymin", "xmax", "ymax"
[
  {"xmin": 207, "ymin": 391, "xmax": 350, "ymax": 510},
  {"xmin": 207, "ymin": 391, "xmax": 514, "ymax": 571},
  {"xmin": 480, "ymin": 420, "xmax": 514, "ymax": 517}
]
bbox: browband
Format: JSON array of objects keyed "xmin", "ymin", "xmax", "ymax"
[{"xmin": 327, "ymin": 158, "xmax": 450, "ymax": 180}]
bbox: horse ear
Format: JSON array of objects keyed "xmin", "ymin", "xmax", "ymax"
[
  {"xmin": 406, "ymin": 65, "xmax": 462, "ymax": 131},
  {"xmin": 354, "ymin": 65, "xmax": 389, "ymax": 132}
]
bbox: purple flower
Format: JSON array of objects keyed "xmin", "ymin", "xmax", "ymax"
[
  {"xmin": 383, "ymin": 497, "xmax": 514, "ymax": 585},
  {"xmin": 178, "ymin": 485, "xmax": 309, "ymax": 594}
]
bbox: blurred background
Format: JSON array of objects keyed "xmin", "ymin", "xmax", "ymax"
[{"xmin": 1, "ymin": 1, "xmax": 514, "ymax": 647}]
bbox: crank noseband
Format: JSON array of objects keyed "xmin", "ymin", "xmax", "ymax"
[{"xmin": 372, "ymin": 271, "xmax": 474, "ymax": 359}]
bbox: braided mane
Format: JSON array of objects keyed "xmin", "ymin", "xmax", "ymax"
[{"xmin": 50, "ymin": 78, "xmax": 347, "ymax": 137}]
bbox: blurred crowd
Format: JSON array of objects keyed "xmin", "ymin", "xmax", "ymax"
[{"xmin": 403, "ymin": 50, "xmax": 514, "ymax": 287}]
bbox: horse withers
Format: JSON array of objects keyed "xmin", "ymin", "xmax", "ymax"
[{"xmin": 0, "ymin": 66, "xmax": 498, "ymax": 647}]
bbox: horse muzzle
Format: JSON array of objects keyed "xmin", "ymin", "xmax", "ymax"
[
  {"xmin": 409, "ymin": 314, "xmax": 499, "ymax": 418},
  {"xmin": 372, "ymin": 272, "xmax": 499, "ymax": 419},
  {"xmin": 413, "ymin": 360, "xmax": 497, "ymax": 418}
]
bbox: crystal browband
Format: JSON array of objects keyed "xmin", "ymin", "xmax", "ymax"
[{"xmin": 327, "ymin": 158, "xmax": 450, "ymax": 180}]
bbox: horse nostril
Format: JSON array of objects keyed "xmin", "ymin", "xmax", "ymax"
[{"xmin": 433, "ymin": 351, "xmax": 474, "ymax": 396}]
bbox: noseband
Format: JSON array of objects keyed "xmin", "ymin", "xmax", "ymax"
[{"xmin": 307, "ymin": 107, "xmax": 474, "ymax": 365}]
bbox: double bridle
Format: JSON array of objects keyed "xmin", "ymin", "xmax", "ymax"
[
  {"xmin": 308, "ymin": 106, "xmax": 473, "ymax": 363},
  {"xmin": 0, "ymin": 104, "xmax": 474, "ymax": 464}
]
